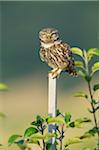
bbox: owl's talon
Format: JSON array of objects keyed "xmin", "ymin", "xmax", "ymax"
[
  {"xmin": 48, "ymin": 72, "xmax": 53, "ymax": 78},
  {"xmin": 52, "ymin": 73, "xmax": 58, "ymax": 79},
  {"xmin": 48, "ymin": 68, "xmax": 58, "ymax": 78},
  {"xmin": 48, "ymin": 72, "xmax": 57, "ymax": 79},
  {"xmin": 48, "ymin": 69, "xmax": 61, "ymax": 79}
]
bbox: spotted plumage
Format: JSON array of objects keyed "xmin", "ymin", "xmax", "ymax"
[{"xmin": 39, "ymin": 28, "xmax": 77, "ymax": 78}]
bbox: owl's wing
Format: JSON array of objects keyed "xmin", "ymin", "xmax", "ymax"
[
  {"xmin": 58, "ymin": 42, "xmax": 77, "ymax": 76},
  {"xmin": 59, "ymin": 42, "xmax": 71, "ymax": 59},
  {"xmin": 40, "ymin": 53, "xmax": 45, "ymax": 62},
  {"xmin": 39, "ymin": 48, "xmax": 44, "ymax": 62}
]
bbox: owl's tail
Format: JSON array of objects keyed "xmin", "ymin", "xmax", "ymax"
[
  {"xmin": 65, "ymin": 67, "xmax": 77, "ymax": 77},
  {"xmin": 65, "ymin": 58, "xmax": 77, "ymax": 77}
]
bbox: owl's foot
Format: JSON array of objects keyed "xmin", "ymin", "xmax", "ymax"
[
  {"xmin": 48, "ymin": 68, "xmax": 58, "ymax": 78},
  {"xmin": 48, "ymin": 68, "xmax": 62, "ymax": 79}
]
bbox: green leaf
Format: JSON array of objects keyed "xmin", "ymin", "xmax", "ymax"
[
  {"xmin": 88, "ymin": 108, "xmax": 94, "ymax": 113},
  {"xmin": 16, "ymin": 140, "xmax": 30, "ymax": 150},
  {"xmin": 74, "ymin": 61, "xmax": 84, "ymax": 69},
  {"xmin": 31, "ymin": 133, "xmax": 56, "ymax": 140},
  {"xmin": 74, "ymin": 118, "xmax": 91, "ymax": 128},
  {"xmin": 93, "ymin": 84, "xmax": 99, "ymax": 91},
  {"xmin": 31, "ymin": 115, "xmax": 44, "ymax": 126},
  {"xmin": 64, "ymin": 113, "xmax": 71, "ymax": 123},
  {"xmin": 71, "ymin": 47, "xmax": 83, "ymax": 57},
  {"xmin": 46, "ymin": 140, "xmax": 58, "ymax": 150},
  {"xmin": 68, "ymin": 118, "xmax": 91, "ymax": 128},
  {"xmin": 26, "ymin": 138, "xmax": 40, "ymax": 145},
  {"xmin": 54, "ymin": 140, "xmax": 58, "ymax": 145},
  {"xmin": 68, "ymin": 122, "xmax": 75, "ymax": 128},
  {"xmin": 74, "ymin": 121, "xmax": 83, "ymax": 128},
  {"xmin": 87, "ymin": 48, "xmax": 99, "ymax": 61},
  {"xmin": 74, "ymin": 92, "xmax": 88, "ymax": 99},
  {"xmin": 95, "ymin": 106, "xmax": 99, "ymax": 112},
  {"xmin": 80, "ymin": 133, "xmax": 92, "ymax": 139},
  {"xmin": 45, "ymin": 116, "xmax": 52, "ymax": 123},
  {"xmin": 8, "ymin": 135, "xmax": 22, "ymax": 145},
  {"xmin": 82, "ymin": 118, "xmax": 91, "ymax": 123},
  {"xmin": 46, "ymin": 143, "xmax": 53, "ymax": 150},
  {"xmin": 31, "ymin": 133, "xmax": 45, "ymax": 140},
  {"xmin": 80, "ymin": 127, "xmax": 98, "ymax": 139},
  {"xmin": 77, "ymin": 70, "xmax": 86, "ymax": 78},
  {"xmin": 31, "ymin": 121, "xmax": 38, "ymax": 126},
  {"xmin": 82, "ymin": 147, "xmax": 91, "ymax": 150},
  {"xmin": 56, "ymin": 109, "xmax": 61, "ymax": 116},
  {"xmin": 0, "ymin": 112, "xmax": 6, "ymax": 118},
  {"xmin": 83, "ymin": 49, "xmax": 87, "ymax": 59},
  {"xmin": 36, "ymin": 115, "xmax": 44, "ymax": 124},
  {"xmin": 91, "ymin": 62, "xmax": 99, "ymax": 75},
  {"xmin": 44, "ymin": 133, "xmax": 56, "ymax": 140},
  {"xmin": 24, "ymin": 127, "xmax": 38, "ymax": 138},
  {"xmin": 65, "ymin": 137, "xmax": 82, "ymax": 147},
  {"xmin": 85, "ymin": 75, "xmax": 92, "ymax": 82},
  {"xmin": 92, "ymin": 99, "xmax": 99, "ymax": 105},
  {"xmin": 88, "ymin": 127, "xmax": 99, "ymax": 136},
  {"xmin": 0, "ymin": 83, "xmax": 8, "ymax": 91},
  {"xmin": 47, "ymin": 117, "xmax": 65, "ymax": 124},
  {"xmin": 15, "ymin": 140, "xmax": 24, "ymax": 145},
  {"xmin": 64, "ymin": 147, "xmax": 71, "ymax": 150}
]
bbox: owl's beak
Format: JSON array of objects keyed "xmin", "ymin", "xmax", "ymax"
[{"xmin": 47, "ymin": 34, "xmax": 51, "ymax": 38}]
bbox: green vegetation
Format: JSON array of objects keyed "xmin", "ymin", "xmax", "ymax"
[
  {"xmin": 72, "ymin": 47, "xmax": 99, "ymax": 150},
  {"xmin": 8, "ymin": 113, "xmax": 91, "ymax": 150},
  {"xmin": 0, "ymin": 83, "xmax": 8, "ymax": 91},
  {"xmin": 0, "ymin": 48, "xmax": 99, "ymax": 149}
]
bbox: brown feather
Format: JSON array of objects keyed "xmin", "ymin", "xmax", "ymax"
[{"xmin": 39, "ymin": 28, "xmax": 77, "ymax": 77}]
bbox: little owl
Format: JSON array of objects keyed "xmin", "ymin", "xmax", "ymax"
[{"xmin": 39, "ymin": 28, "xmax": 77, "ymax": 78}]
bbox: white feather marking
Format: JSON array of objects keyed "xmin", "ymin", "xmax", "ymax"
[
  {"xmin": 41, "ymin": 42, "xmax": 54, "ymax": 48},
  {"xmin": 41, "ymin": 40, "xmax": 61, "ymax": 48}
]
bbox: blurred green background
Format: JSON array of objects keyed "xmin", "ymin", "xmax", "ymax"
[{"xmin": 0, "ymin": 1, "xmax": 99, "ymax": 150}]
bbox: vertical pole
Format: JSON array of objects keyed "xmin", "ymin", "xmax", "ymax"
[{"xmin": 48, "ymin": 75, "xmax": 57, "ymax": 148}]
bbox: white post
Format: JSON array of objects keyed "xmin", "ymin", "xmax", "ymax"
[
  {"xmin": 48, "ymin": 76, "xmax": 57, "ymax": 117},
  {"xmin": 48, "ymin": 75, "xmax": 57, "ymax": 147}
]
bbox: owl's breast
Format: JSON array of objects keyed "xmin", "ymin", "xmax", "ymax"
[
  {"xmin": 40, "ymin": 44, "xmax": 69, "ymax": 69},
  {"xmin": 39, "ymin": 46, "xmax": 57, "ymax": 68}
]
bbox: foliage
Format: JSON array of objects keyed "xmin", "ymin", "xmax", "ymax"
[
  {"xmin": 0, "ymin": 83, "xmax": 8, "ymax": 91},
  {"xmin": 71, "ymin": 47, "xmax": 99, "ymax": 150},
  {"xmin": 8, "ymin": 47, "xmax": 99, "ymax": 149},
  {"xmin": 8, "ymin": 111, "xmax": 91, "ymax": 150}
]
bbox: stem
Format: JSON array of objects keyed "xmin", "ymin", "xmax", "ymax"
[
  {"xmin": 42, "ymin": 140, "xmax": 45, "ymax": 150},
  {"xmin": 59, "ymin": 124, "xmax": 64, "ymax": 150},
  {"xmin": 88, "ymin": 82, "xmax": 98, "ymax": 128},
  {"xmin": 84, "ymin": 51, "xmax": 99, "ymax": 149},
  {"xmin": 41, "ymin": 124, "xmax": 46, "ymax": 150},
  {"xmin": 60, "ymin": 139, "xmax": 62, "ymax": 150},
  {"xmin": 87, "ymin": 81, "xmax": 99, "ymax": 149}
]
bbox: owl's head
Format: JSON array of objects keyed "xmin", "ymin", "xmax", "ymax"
[{"xmin": 39, "ymin": 28, "xmax": 59, "ymax": 43}]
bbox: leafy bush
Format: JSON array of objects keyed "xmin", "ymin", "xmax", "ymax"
[
  {"xmin": 8, "ymin": 113, "xmax": 91, "ymax": 150},
  {"xmin": 71, "ymin": 47, "xmax": 99, "ymax": 150}
]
